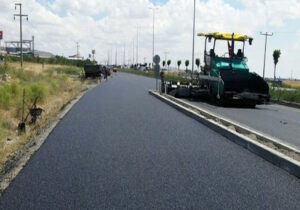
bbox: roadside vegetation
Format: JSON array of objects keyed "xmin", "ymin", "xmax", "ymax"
[
  {"xmin": 0, "ymin": 54, "xmax": 95, "ymax": 67},
  {"xmin": 0, "ymin": 56, "xmax": 86, "ymax": 170},
  {"xmin": 119, "ymin": 68, "xmax": 191, "ymax": 83},
  {"xmin": 270, "ymin": 80, "xmax": 300, "ymax": 103}
]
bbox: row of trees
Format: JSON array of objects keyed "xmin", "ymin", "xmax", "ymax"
[
  {"xmin": 162, "ymin": 58, "xmax": 201, "ymax": 71},
  {"xmin": 1, "ymin": 54, "xmax": 96, "ymax": 67}
]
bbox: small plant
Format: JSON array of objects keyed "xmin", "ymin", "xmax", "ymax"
[
  {"xmin": 177, "ymin": 60, "xmax": 182, "ymax": 70},
  {"xmin": 185, "ymin": 60, "xmax": 189, "ymax": 72},
  {"xmin": 273, "ymin": 49, "xmax": 281, "ymax": 81},
  {"xmin": 195, "ymin": 58, "xmax": 200, "ymax": 71},
  {"xmin": 167, "ymin": 60, "xmax": 171, "ymax": 70}
]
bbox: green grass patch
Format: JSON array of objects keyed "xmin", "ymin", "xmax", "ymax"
[
  {"xmin": 270, "ymin": 88, "xmax": 300, "ymax": 103},
  {"xmin": 0, "ymin": 61, "xmax": 81, "ymax": 110},
  {"xmin": 53, "ymin": 66, "xmax": 83, "ymax": 76},
  {"xmin": 119, "ymin": 68, "xmax": 191, "ymax": 83}
]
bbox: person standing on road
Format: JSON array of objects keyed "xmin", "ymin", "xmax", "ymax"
[
  {"xmin": 98, "ymin": 65, "xmax": 102, "ymax": 82},
  {"xmin": 103, "ymin": 66, "xmax": 108, "ymax": 80}
]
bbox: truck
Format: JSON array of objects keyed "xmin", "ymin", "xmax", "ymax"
[
  {"xmin": 163, "ymin": 32, "xmax": 270, "ymax": 107},
  {"xmin": 83, "ymin": 64, "xmax": 102, "ymax": 78}
]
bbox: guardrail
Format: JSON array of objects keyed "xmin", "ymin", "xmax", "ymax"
[{"xmin": 149, "ymin": 90, "xmax": 300, "ymax": 178}]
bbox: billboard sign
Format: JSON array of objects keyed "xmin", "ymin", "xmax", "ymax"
[{"xmin": 0, "ymin": 31, "xmax": 3, "ymax": 40}]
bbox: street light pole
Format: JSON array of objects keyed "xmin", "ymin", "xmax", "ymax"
[
  {"xmin": 149, "ymin": 7, "xmax": 158, "ymax": 68},
  {"xmin": 191, "ymin": 0, "xmax": 196, "ymax": 79},
  {"xmin": 136, "ymin": 25, "xmax": 139, "ymax": 65},
  {"xmin": 260, "ymin": 32, "xmax": 273, "ymax": 79},
  {"xmin": 14, "ymin": 3, "xmax": 28, "ymax": 68},
  {"xmin": 132, "ymin": 39, "xmax": 135, "ymax": 65}
]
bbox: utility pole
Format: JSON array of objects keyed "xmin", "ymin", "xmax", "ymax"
[
  {"xmin": 32, "ymin": 35, "xmax": 34, "ymax": 56},
  {"xmin": 110, "ymin": 48, "xmax": 113, "ymax": 65},
  {"xmin": 107, "ymin": 50, "xmax": 110, "ymax": 65},
  {"xmin": 123, "ymin": 43, "xmax": 126, "ymax": 67},
  {"xmin": 76, "ymin": 42, "xmax": 80, "ymax": 59},
  {"xmin": 149, "ymin": 7, "xmax": 158, "ymax": 67},
  {"xmin": 14, "ymin": 3, "xmax": 28, "ymax": 68},
  {"xmin": 132, "ymin": 39, "xmax": 135, "ymax": 65},
  {"xmin": 115, "ymin": 48, "xmax": 117, "ymax": 66},
  {"xmin": 191, "ymin": 0, "xmax": 196, "ymax": 79},
  {"xmin": 91, "ymin": 49, "xmax": 95, "ymax": 61},
  {"xmin": 260, "ymin": 32, "xmax": 273, "ymax": 79},
  {"xmin": 136, "ymin": 25, "xmax": 139, "ymax": 65}
]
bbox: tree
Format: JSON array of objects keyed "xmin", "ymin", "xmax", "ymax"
[
  {"xmin": 162, "ymin": 60, "xmax": 166, "ymax": 69},
  {"xmin": 185, "ymin": 60, "xmax": 189, "ymax": 72},
  {"xmin": 195, "ymin": 58, "xmax": 200, "ymax": 71},
  {"xmin": 177, "ymin": 60, "xmax": 182, "ymax": 70},
  {"xmin": 167, "ymin": 60, "xmax": 171, "ymax": 70},
  {"xmin": 273, "ymin": 49, "xmax": 281, "ymax": 81}
]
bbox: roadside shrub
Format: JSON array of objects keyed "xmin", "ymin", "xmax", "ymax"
[
  {"xmin": 8, "ymin": 55, "xmax": 94, "ymax": 67},
  {"xmin": 55, "ymin": 66, "xmax": 82, "ymax": 76},
  {"xmin": 10, "ymin": 82, "xmax": 21, "ymax": 96},
  {"xmin": 270, "ymin": 89, "xmax": 300, "ymax": 103},
  {"xmin": 0, "ymin": 85, "xmax": 11, "ymax": 108},
  {"xmin": 25, "ymin": 82, "xmax": 47, "ymax": 103},
  {"xmin": 10, "ymin": 68, "xmax": 35, "ymax": 82}
]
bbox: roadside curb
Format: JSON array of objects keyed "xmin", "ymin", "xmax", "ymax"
[
  {"xmin": 271, "ymin": 99, "xmax": 300, "ymax": 109},
  {"xmin": 149, "ymin": 90, "xmax": 300, "ymax": 178},
  {"xmin": 0, "ymin": 82, "xmax": 100, "ymax": 195}
]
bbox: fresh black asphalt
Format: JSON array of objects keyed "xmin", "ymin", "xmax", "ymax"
[
  {"xmin": 183, "ymin": 98, "xmax": 300, "ymax": 149},
  {"xmin": 0, "ymin": 72, "xmax": 299, "ymax": 209}
]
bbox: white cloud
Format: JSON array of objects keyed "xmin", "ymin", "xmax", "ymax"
[{"xmin": 0, "ymin": 0, "xmax": 299, "ymax": 78}]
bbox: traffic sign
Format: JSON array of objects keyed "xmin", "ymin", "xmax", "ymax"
[{"xmin": 153, "ymin": 55, "xmax": 160, "ymax": 64}]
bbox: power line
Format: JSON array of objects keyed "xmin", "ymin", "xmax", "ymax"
[
  {"xmin": 260, "ymin": 32, "xmax": 273, "ymax": 79},
  {"xmin": 14, "ymin": 3, "xmax": 28, "ymax": 68}
]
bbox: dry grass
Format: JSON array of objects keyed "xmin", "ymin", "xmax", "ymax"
[
  {"xmin": 283, "ymin": 80, "xmax": 300, "ymax": 89},
  {"xmin": 8, "ymin": 62, "xmax": 75, "ymax": 74},
  {"xmin": 0, "ymin": 62, "xmax": 83, "ymax": 169}
]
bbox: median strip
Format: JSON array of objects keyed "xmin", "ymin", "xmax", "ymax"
[{"xmin": 149, "ymin": 90, "xmax": 300, "ymax": 178}]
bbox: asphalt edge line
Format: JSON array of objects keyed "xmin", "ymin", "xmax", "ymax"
[
  {"xmin": 149, "ymin": 90, "xmax": 300, "ymax": 178},
  {"xmin": 0, "ymin": 82, "xmax": 100, "ymax": 195}
]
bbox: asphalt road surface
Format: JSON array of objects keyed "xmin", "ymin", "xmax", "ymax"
[
  {"xmin": 183, "ymin": 98, "xmax": 300, "ymax": 150},
  {"xmin": 0, "ymin": 73, "xmax": 299, "ymax": 210}
]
